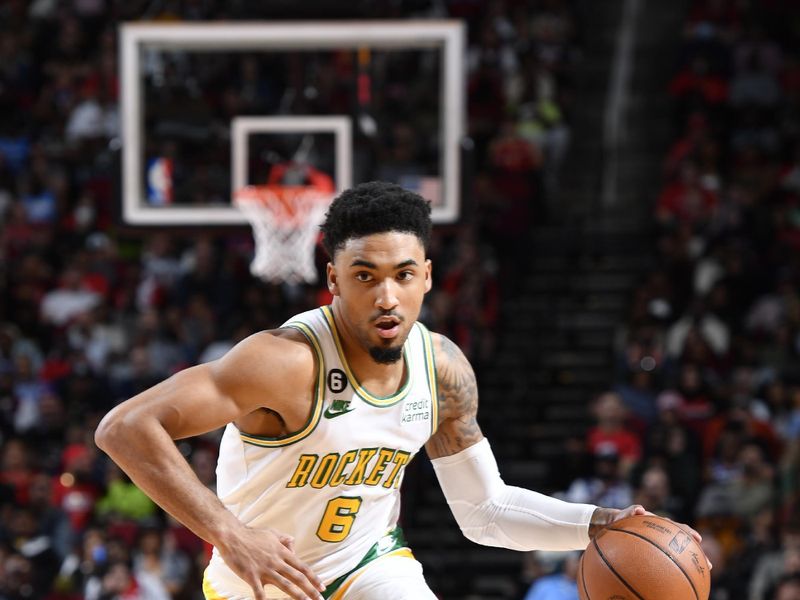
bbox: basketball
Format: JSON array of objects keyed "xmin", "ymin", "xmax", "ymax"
[{"xmin": 578, "ymin": 515, "xmax": 710, "ymax": 600}]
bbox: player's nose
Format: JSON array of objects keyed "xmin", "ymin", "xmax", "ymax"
[{"xmin": 374, "ymin": 279, "xmax": 399, "ymax": 309}]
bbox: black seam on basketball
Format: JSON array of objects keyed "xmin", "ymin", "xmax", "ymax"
[
  {"xmin": 580, "ymin": 554, "xmax": 591, "ymax": 600},
  {"xmin": 592, "ymin": 538, "xmax": 646, "ymax": 600},
  {"xmin": 606, "ymin": 528, "xmax": 700, "ymax": 600}
]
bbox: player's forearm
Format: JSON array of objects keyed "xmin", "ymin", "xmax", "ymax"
[
  {"xmin": 95, "ymin": 411, "xmax": 241, "ymax": 548},
  {"xmin": 449, "ymin": 482, "xmax": 596, "ymax": 551},
  {"xmin": 431, "ymin": 438, "xmax": 597, "ymax": 551},
  {"xmin": 483, "ymin": 485, "xmax": 596, "ymax": 551}
]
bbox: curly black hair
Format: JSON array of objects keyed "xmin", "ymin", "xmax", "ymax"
[{"xmin": 320, "ymin": 181, "xmax": 432, "ymax": 259}]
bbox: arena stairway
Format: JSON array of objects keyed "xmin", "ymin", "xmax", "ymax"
[
  {"xmin": 400, "ymin": 0, "xmax": 687, "ymax": 597},
  {"xmin": 487, "ymin": 219, "xmax": 656, "ymax": 476}
]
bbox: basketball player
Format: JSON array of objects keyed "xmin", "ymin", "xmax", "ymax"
[{"xmin": 95, "ymin": 182, "xmax": 703, "ymax": 600}]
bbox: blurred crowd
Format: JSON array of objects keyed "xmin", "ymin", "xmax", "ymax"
[
  {"xmin": 0, "ymin": 1, "xmax": 579, "ymax": 599},
  {"xmin": 537, "ymin": 1, "xmax": 800, "ymax": 599}
]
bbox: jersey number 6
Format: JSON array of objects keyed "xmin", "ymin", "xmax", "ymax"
[{"xmin": 316, "ymin": 496, "xmax": 363, "ymax": 543}]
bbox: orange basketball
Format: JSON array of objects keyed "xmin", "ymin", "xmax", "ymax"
[{"xmin": 578, "ymin": 514, "xmax": 710, "ymax": 600}]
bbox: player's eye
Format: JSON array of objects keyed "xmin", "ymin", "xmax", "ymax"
[
  {"xmin": 397, "ymin": 271, "xmax": 413, "ymax": 281},
  {"xmin": 355, "ymin": 272, "xmax": 373, "ymax": 282}
]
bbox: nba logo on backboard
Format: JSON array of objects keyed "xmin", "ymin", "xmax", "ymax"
[
  {"xmin": 399, "ymin": 175, "xmax": 442, "ymax": 207},
  {"xmin": 669, "ymin": 532, "xmax": 691, "ymax": 554},
  {"xmin": 146, "ymin": 157, "xmax": 173, "ymax": 205}
]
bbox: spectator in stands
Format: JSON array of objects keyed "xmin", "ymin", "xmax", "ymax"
[
  {"xmin": 439, "ymin": 233, "xmax": 500, "ymax": 367},
  {"xmin": 774, "ymin": 575, "xmax": 800, "ymax": 600},
  {"xmin": 714, "ymin": 507, "xmax": 779, "ymax": 599},
  {"xmin": 54, "ymin": 439, "xmax": 102, "ymax": 535},
  {"xmin": 585, "ymin": 391, "xmax": 642, "ymax": 477},
  {"xmin": 666, "ymin": 298, "xmax": 730, "ymax": 361},
  {"xmin": 95, "ymin": 462, "xmax": 157, "ymax": 523},
  {"xmin": 615, "ymin": 321, "xmax": 667, "ymax": 379},
  {"xmin": 663, "ymin": 112, "xmax": 714, "ymax": 179},
  {"xmin": 656, "ymin": 161, "xmax": 719, "ymax": 229},
  {"xmin": 730, "ymin": 54, "xmax": 782, "ymax": 109},
  {"xmin": 781, "ymin": 431, "xmax": 800, "ymax": 528},
  {"xmin": 613, "ymin": 368, "xmax": 659, "ymax": 427},
  {"xmin": 645, "ymin": 391, "xmax": 703, "ymax": 513},
  {"xmin": 487, "ymin": 116, "xmax": 543, "ymax": 220},
  {"xmin": 11, "ymin": 354, "xmax": 50, "ymax": 434},
  {"xmin": 87, "ymin": 560, "xmax": 154, "ymax": 600},
  {"xmin": 4, "ymin": 503, "xmax": 62, "ymax": 595},
  {"xmin": 40, "ymin": 267, "xmax": 102, "ymax": 328},
  {"xmin": 522, "ymin": 550, "xmax": 581, "ymax": 600},
  {"xmin": 749, "ymin": 520, "xmax": 800, "ymax": 600},
  {"xmin": 702, "ymin": 401, "xmax": 783, "ymax": 467},
  {"xmin": 137, "ymin": 234, "xmax": 183, "ymax": 310},
  {"xmin": 27, "ymin": 471, "xmax": 72, "ymax": 559},
  {"xmin": 662, "ymin": 363, "xmax": 717, "ymax": 437},
  {"xmin": 109, "ymin": 345, "xmax": 162, "ymax": 403},
  {"xmin": 375, "ymin": 123, "xmax": 428, "ymax": 185},
  {"xmin": 0, "ymin": 437, "xmax": 34, "ymax": 505},
  {"xmin": 562, "ymin": 447, "xmax": 634, "ymax": 509},
  {"xmin": 669, "ymin": 55, "xmax": 728, "ymax": 110},
  {"xmin": 729, "ymin": 440, "xmax": 776, "ymax": 519},
  {"xmin": 132, "ymin": 527, "xmax": 190, "ymax": 599},
  {"xmin": 701, "ymin": 531, "xmax": 738, "ymax": 600},
  {"xmin": 0, "ymin": 551, "xmax": 35, "ymax": 600},
  {"xmin": 131, "ymin": 311, "xmax": 187, "ymax": 378},
  {"xmin": 633, "ymin": 464, "xmax": 682, "ymax": 520},
  {"xmin": 56, "ymin": 526, "xmax": 110, "ymax": 597},
  {"xmin": 190, "ymin": 445, "xmax": 218, "ymax": 492}
]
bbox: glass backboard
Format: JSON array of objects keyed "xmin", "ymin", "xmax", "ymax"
[{"xmin": 120, "ymin": 21, "xmax": 465, "ymax": 226}]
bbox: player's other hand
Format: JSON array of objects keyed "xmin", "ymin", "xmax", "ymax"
[
  {"xmin": 589, "ymin": 505, "xmax": 712, "ymax": 570},
  {"xmin": 217, "ymin": 524, "xmax": 325, "ymax": 600}
]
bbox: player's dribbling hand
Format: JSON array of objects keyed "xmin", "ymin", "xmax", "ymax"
[
  {"xmin": 591, "ymin": 505, "xmax": 712, "ymax": 570},
  {"xmin": 217, "ymin": 524, "xmax": 325, "ymax": 600}
]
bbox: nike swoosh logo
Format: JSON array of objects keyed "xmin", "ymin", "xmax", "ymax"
[{"xmin": 323, "ymin": 406, "xmax": 356, "ymax": 419}]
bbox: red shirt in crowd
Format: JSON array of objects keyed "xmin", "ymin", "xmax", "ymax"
[
  {"xmin": 657, "ymin": 180, "xmax": 719, "ymax": 225},
  {"xmin": 586, "ymin": 428, "xmax": 643, "ymax": 464}
]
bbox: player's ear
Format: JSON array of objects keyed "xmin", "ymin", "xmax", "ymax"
[
  {"xmin": 327, "ymin": 262, "xmax": 340, "ymax": 296},
  {"xmin": 424, "ymin": 259, "xmax": 432, "ymax": 293}
]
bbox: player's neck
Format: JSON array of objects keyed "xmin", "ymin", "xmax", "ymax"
[{"xmin": 329, "ymin": 303, "xmax": 407, "ymax": 395}]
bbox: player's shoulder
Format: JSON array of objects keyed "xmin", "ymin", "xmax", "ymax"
[
  {"xmin": 428, "ymin": 331, "xmax": 478, "ymax": 399},
  {"xmin": 244, "ymin": 327, "xmax": 316, "ymax": 362},
  {"xmin": 213, "ymin": 327, "xmax": 317, "ymax": 388},
  {"xmin": 429, "ymin": 331, "xmax": 470, "ymax": 370}
]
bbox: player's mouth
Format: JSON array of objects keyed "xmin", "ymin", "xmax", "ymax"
[{"xmin": 374, "ymin": 316, "xmax": 402, "ymax": 339}]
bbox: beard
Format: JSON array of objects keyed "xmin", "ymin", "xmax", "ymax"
[{"xmin": 369, "ymin": 344, "xmax": 404, "ymax": 364}]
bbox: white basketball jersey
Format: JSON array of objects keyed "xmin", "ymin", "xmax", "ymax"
[{"xmin": 204, "ymin": 306, "xmax": 438, "ymax": 599}]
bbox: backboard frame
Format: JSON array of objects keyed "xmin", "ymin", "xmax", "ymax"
[
  {"xmin": 120, "ymin": 21, "xmax": 466, "ymax": 226},
  {"xmin": 231, "ymin": 115, "xmax": 353, "ymax": 196}
]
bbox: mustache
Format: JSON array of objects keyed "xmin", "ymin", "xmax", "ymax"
[{"xmin": 370, "ymin": 310, "xmax": 404, "ymax": 322}]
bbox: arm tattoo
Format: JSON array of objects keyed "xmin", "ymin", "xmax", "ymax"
[{"xmin": 426, "ymin": 334, "xmax": 483, "ymax": 459}]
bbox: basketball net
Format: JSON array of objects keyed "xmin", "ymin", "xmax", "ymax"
[{"xmin": 235, "ymin": 185, "xmax": 330, "ymax": 284}]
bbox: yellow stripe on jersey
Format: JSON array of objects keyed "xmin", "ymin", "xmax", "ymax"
[
  {"xmin": 417, "ymin": 322, "xmax": 439, "ymax": 436},
  {"xmin": 320, "ymin": 306, "xmax": 411, "ymax": 407},
  {"xmin": 202, "ymin": 570, "xmax": 227, "ymax": 600},
  {"xmin": 237, "ymin": 321, "xmax": 325, "ymax": 447}
]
